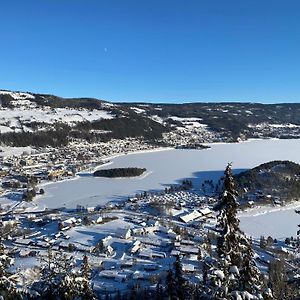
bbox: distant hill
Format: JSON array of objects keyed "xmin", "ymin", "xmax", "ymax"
[
  {"xmin": 235, "ymin": 160, "xmax": 300, "ymax": 205},
  {"xmin": 2, "ymin": 89, "xmax": 300, "ymax": 148},
  {"xmin": 0, "ymin": 90, "xmax": 169, "ymax": 147}
]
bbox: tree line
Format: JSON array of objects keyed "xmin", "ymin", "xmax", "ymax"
[{"xmin": 94, "ymin": 168, "xmax": 146, "ymax": 178}]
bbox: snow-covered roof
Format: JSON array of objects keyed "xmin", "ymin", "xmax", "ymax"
[
  {"xmin": 198, "ymin": 207, "xmax": 212, "ymax": 215},
  {"xmin": 115, "ymin": 227, "xmax": 131, "ymax": 239},
  {"xmin": 180, "ymin": 210, "xmax": 202, "ymax": 223},
  {"xmin": 182, "ymin": 263, "xmax": 195, "ymax": 272}
]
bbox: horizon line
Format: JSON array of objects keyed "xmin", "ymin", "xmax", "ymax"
[{"xmin": 1, "ymin": 87, "xmax": 299, "ymax": 105}]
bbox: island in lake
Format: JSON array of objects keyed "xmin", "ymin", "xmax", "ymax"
[{"xmin": 94, "ymin": 167, "xmax": 146, "ymax": 178}]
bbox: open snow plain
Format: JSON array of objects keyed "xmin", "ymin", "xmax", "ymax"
[
  {"xmin": 239, "ymin": 203, "xmax": 300, "ymax": 239},
  {"xmin": 37, "ymin": 139, "xmax": 300, "ymax": 238}
]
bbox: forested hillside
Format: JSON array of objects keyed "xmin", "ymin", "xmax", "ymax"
[
  {"xmin": 235, "ymin": 160, "xmax": 300, "ymax": 204},
  {"xmin": 1, "ymin": 89, "xmax": 300, "ymax": 148}
]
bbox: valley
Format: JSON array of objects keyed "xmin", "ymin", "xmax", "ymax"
[{"xmin": 0, "ymin": 90, "xmax": 299, "ymax": 299}]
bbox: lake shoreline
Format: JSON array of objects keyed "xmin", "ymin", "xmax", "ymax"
[
  {"xmin": 238, "ymin": 199, "xmax": 300, "ymax": 218},
  {"xmin": 5, "ymin": 138, "xmax": 300, "ymax": 238}
]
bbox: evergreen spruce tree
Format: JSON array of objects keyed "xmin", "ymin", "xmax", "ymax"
[
  {"xmin": 166, "ymin": 269, "xmax": 176, "ymax": 300},
  {"xmin": 165, "ymin": 256, "xmax": 191, "ymax": 300},
  {"xmin": 293, "ymin": 210, "xmax": 300, "ymax": 296},
  {"xmin": 174, "ymin": 256, "xmax": 183, "ymax": 281},
  {"xmin": 129, "ymin": 285, "xmax": 137, "ymax": 300},
  {"xmin": 210, "ymin": 164, "xmax": 265, "ymax": 299},
  {"xmin": 31, "ymin": 249, "xmax": 96, "ymax": 299},
  {"xmin": 57, "ymin": 253, "xmax": 96, "ymax": 300},
  {"xmin": 174, "ymin": 255, "xmax": 186, "ymax": 300},
  {"xmin": 115, "ymin": 290, "xmax": 122, "ymax": 300},
  {"xmin": 297, "ymin": 209, "xmax": 300, "ymax": 237},
  {"xmin": 268, "ymin": 259, "xmax": 289, "ymax": 299},
  {"xmin": 155, "ymin": 281, "xmax": 163, "ymax": 300},
  {"xmin": 78, "ymin": 254, "xmax": 95, "ymax": 300},
  {"xmin": 81, "ymin": 254, "xmax": 91, "ymax": 280},
  {"xmin": 0, "ymin": 230, "xmax": 22, "ymax": 299},
  {"xmin": 31, "ymin": 249, "xmax": 72, "ymax": 298}
]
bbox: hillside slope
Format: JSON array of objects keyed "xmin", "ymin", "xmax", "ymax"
[
  {"xmin": 235, "ymin": 160, "xmax": 300, "ymax": 205},
  {"xmin": 1, "ymin": 89, "xmax": 300, "ymax": 147}
]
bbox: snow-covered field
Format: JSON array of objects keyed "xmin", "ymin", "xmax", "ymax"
[
  {"xmin": 0, "ymin": 90, "xmax": 114, "ymax": 133},
  {"xmin": 238, "ymin": 202, "xmax": 300, "ymax": 239},
  {"xmin": 34, "ymin": 139, "xmax": 300, "ymax": 238},
  {"xmin": 0, "ymin": 146, "xmax": 35, "ymax": 157},
  {"xmin": 0, "ymin": 107, "xmax": 113, "ymax": 132}
]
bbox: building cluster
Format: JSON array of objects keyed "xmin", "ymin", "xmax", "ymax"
[
  {"xmin": 248, "ymin": 122, "xmax": 300, "ymax": 139},
  {"xmin": 0, "ymin": 137, "xmax": 159, "ymax": 211},
  {"xmin": 162, "ymin": 126, "xmax": 220, "ymax": 148},
  {"xmin": 4, "ymin": 187, "xmax": 299, "ymax": 296},
  {"xmin": 1, "ymin": 190, "xmax": 217, "ymax": 295}
]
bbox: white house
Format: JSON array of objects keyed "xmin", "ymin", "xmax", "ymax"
[
  {"xmin": 131, "ymin": 240, "xmax": 141, "ymax": 254},
  {"xmin": 96, "ymin": 216, "xmax": 103, "ymax": 224},
  {"xmin": 182, "ymin": 263, "xmax": 195, "ymax": 272},
  {"xmin": 62, "ymin": 217, "xmax": 77, "ymax": 228},
  {"xmin": 115, "ymin": 228, "xmax": 131, "ymax": 239}
]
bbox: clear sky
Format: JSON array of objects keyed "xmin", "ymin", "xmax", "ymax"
[{"xmin": 1, "ymin": 0, "xmax": 300, "ymax": 103}]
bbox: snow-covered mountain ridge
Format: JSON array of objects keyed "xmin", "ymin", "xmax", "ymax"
[
  {"xmin": 0, "ymin": 90, "xmax": 114, "ymax": 134},
  {"xmin": 1, "ymin": 89, "xmax": 300, "ymax": 148}
]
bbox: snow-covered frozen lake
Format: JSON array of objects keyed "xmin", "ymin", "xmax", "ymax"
[
  {"xmin": 238, "ymin": 202, "xmax": 300, "ymax": 239},
  {"xmin": 37, "ymin": 138, "xmax": 300, "ymax": 238}
]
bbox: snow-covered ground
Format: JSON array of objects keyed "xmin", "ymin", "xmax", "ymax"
[
  {"xmin": 0, "ymin": 90, "xmax": 115, "ymax": 132},
  {"xmin": 239, "ymin": 201, "xmax": 300, "ymax": 239},
  {"xmin": 32, "ymin": 139, "xmax": 300, "ymax": 238},
  {"xmin": 0, "ymin": 146, "xmax": 35, "ymax": 157},
  {"xmin": 169, "ymin": 116, "xmax": 207, "ymax": 128},
  {"xmin": 1, "ymin": 138, "xmax": 298, "ymax": 238},
  {"xmin": 0, "ymin": 107, "xmax": 113, "ymax": 132},
  {"xmin": 0, "ymin": 90, "xmax": 35, "ymax": 100}
]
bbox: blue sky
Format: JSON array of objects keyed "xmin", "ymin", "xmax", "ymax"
[{"xmin": 0, "ymin": 0, "xmax": 300, "ymax": 103}]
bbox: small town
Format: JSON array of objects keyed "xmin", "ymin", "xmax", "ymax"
[
  {"xmin": 1, "ymin": 1, "xmax": 300, "ymax": 298},
  {"xmin": 1, "ymin": 134, "xmax": 300, "ymax": 298},
  {"xmin": 1, "ymin": 188, "xmax": 216, "ymax": 294},
  {"xmin": 0, "ymin": 99, "xmax": 300, "ymax": 298},
  {"xmin": 0, "ymin": 137, "xmax": 162, "ymax": 210},
  {"xmin": 1, "ymin": 173, "xmax": 299, "ymax": 298}
]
